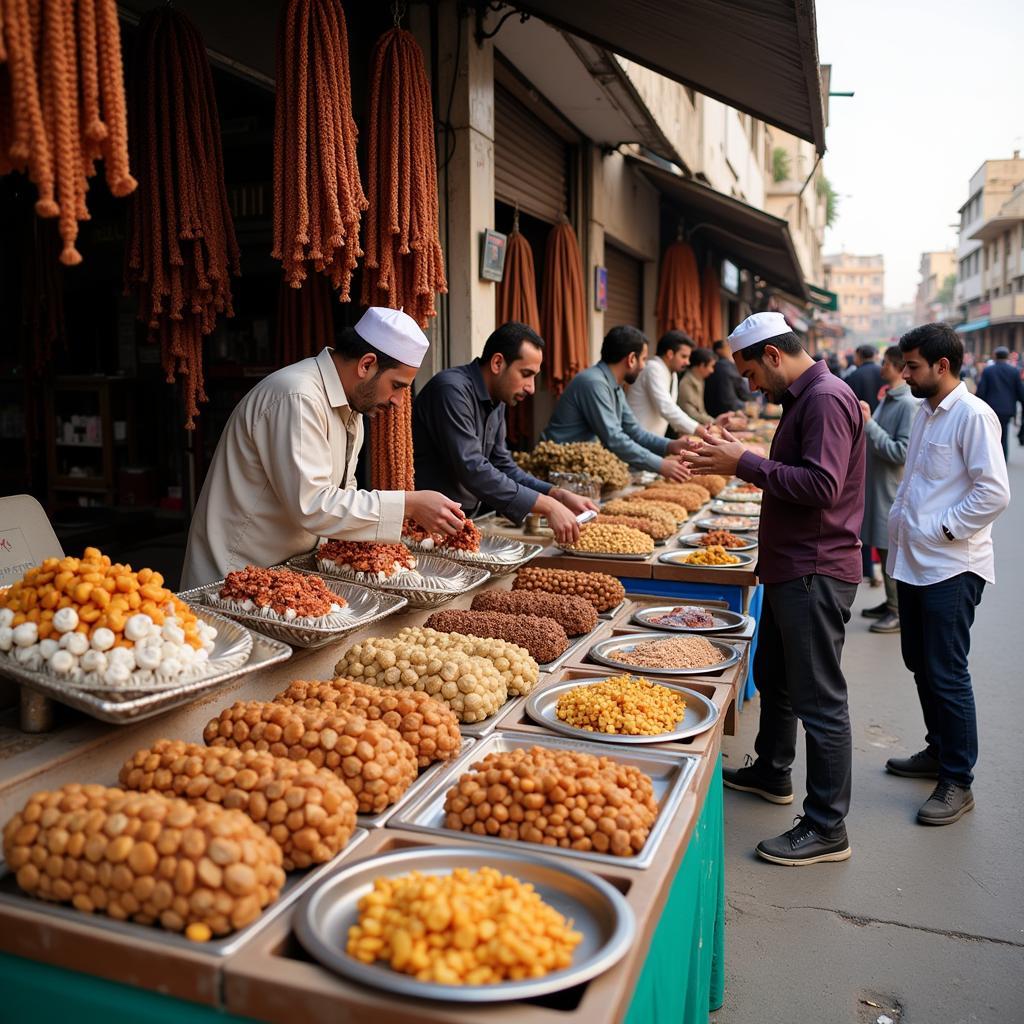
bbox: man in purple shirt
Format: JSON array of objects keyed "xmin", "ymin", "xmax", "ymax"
[{"xmin": 683, "ymin": 312, "xmax": 865, "ymax": 866}]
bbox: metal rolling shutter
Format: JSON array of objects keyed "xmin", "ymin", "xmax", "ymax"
[{"xmin": 604, "ymin": 242, "xmax": 643, "ymax": 329}]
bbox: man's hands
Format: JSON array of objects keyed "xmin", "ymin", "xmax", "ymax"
[
  {"xmin": 715, "ymin": 411, "xmax": 747, "ymax": 430},
  {"xmin": 538, "ymin": 495, "xmax": 582, "ymax": 545},
  {"xmin": 680, "ymin": 426, "xmax": 747, "ymax": 477},
  {"xmin": 859, "ymin": 400, "xmax": 871, "ymax": 424},
  {"xmin": 404, "ymin": 491, "xmax": 466, "ymax": 536},
  {"xmin": 658, "ymin": 455, "xmax": 692, "ymax": 482},
  {"xmin": 550, "ymin": 487, "xmax": 599, "ymax": 517}
]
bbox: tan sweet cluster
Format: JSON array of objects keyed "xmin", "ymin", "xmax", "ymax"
[
  {"xmin": 639, "ymin": 482, "xmax": 711, "ymax": 512},
  {"xmin": 346, "ymin": 866, "xmax": 582, "ymax": 984},
  {"xmin": 274, "ymin": 679, "xmax": 462, "ymax": 768},
  {"xmin": 699, "ymin": 475, "xmax": 728, "ymax": 497},
  {"xmin": 216, "ymin": 566, "xmax": 345, "ymax": 620},
  {"xmin": 512, "ymin": 567, "xmax": 625, "ymax": 613},
  {"xmin": 565, "ymin": 523, "xmax": 653, "ymax": 556},
  {"xmin": 470, "ymin": 590, "xmax": 597, "ymax": 636},
  {"xmin": 443, "ymin": 519, "xmax": 482, "ymax": 553},
  {"xmin": 443, "ymin": 746, "xmax": 658, "ymax": 857},
  {"xmin": 601, "ymin": 498, "xmax": 685, "ymax": 527},
  {"xmin": 2, "ymin": 785, "xmax": 284, "ymax": 936},
  {"xmin": 616, "ymin": 635, "xmax": 723, "ymax": 670},
  {"xmin": 513, "ymin": 441, "xmax": 630, "ymax": 490},
  {"xmin": 555, "ymin": 674, "xmax": 686, "ymax": 736},
  {"xmin": 613, "ymin": 497, "xmax": 690, "ymax": 522},
  {"xmin": 699, "ymin": 530, "xmax": 749, "ymax": 549},
  {"xmin": 682, "ymin": 545, "xmax": 741, "ymax": 566},
  {"xmin": 334, "ymin": 636, "xmax": 508, "ymax": 723},
  {"xmin": 424, "ymin": 609, "xmax": 568, "ymax": 665},
  {"xmin": 117, "ymin": 740, "xmax": 358, "ymax": 870},
  {"xmin": 203, "ymin": 702, "xmax": 417, "ymax": 814},
  {"xmin": 317, "ymin": 540, "xmax": 416, "ymax": 580},
  {"xmin": 593, "ymin": 512, "xmax": 675, "ymax": 542}
]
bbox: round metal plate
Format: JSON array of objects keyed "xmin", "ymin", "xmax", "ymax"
[
  {"xmin": 630, "ymin": 605, "xmax": 751, "ymax": 634},
  {"xmin": 657, "ymin": 550, "xmax": 755, "ymax": 570},
  {"xmin": 710, "ymin": 501, "xmax": 761, "ymax": 517},
  {"xmin": 524, "ymin": 676, "xmax": 719, "ymax": 743},
  {"xmin": 294, "ymin": 846, "xmax": 636, "ymax": 1002},
  {"xmin": 678, "ymin": 533, "xmax": 758, "ymax": 552},
  {"xmin": 717, "ymin": 489, "xmax": 762, "ymax": 503},
  {"xmin": 693, "ymin": 516, "xmax": 759, "ymax": 533},
  {"xmin": 588, "ymin": 632, "xmax": 741, "ymax": 676}
]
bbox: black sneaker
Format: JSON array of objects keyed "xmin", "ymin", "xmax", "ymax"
[
  {"xmin": 869, "ymin": 611, "xmax": 901, "ymax": 634},
  {"xmin": 861, "ymin": 601, "xmax": 889, "ymax": 619},
  {"xmin": 917, "ymin": 781, "xmax": 974, "ymax": 826},
  {"xmin": 755, "ymin": 816, "xmax": 852, "ymax": 865},
  {"xmin": 723, "ymin": 758, "xmax": 793, "ymax": 805},
  {"xmin": 885, "ymin": 749, "xmax": 940, "ymax": 779}
]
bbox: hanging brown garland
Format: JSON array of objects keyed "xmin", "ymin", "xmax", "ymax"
[
  {"xmin": 541, "ymin": 220, "xmax": 588, "ymax": 397},
  {"xmin": 124, "ymin": 7, "xmax": 240, "ymax": 429},
  {"xmin": 0, "ymin": 0, "xmax": 136, "ymax": 265},
  {"xmin": 371, "ymin": 389, "xmax": 414, "ymax": 493},
  {"xmin": 361, "ymin": 26, "xmax": 447, "ymax": 327},
  {"xmin": 275, "ymin": 273, "xmax": 334, "ymax": 367},
  {"xmin": 656, "ymin": 239, "xmax": 703, "ymax": 343},
  {"xmin": 273, "ymin": 0, "xmax": 365, "ymax": 299}
]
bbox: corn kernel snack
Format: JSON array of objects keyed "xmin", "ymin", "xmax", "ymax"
[
  {"xmin": 682, "ymin": 545, "xmax": 741, "ymax": 566},
  {"xmin": 0, "ymin": 548, "xmax": 217, "ymax": 688},
  {"xmin": 346, "ymin": 866, "xmax": 582, "ymax": 984},
  {"xmin": 555, "ymin": 674, "xmax": 686, "ymax": 736},
  {"xmin": 423, "ymin": 609, "xmax": 568, "ymax": 665},
  {"xmin": 119, "ymin": 740, "xmax": 358, "ymax": 869},
  {"xmin": 512, "ymin": 567, "xmax": 625, "ymax": 613},
  {"xmin": 470, "ymin": 589, "xmax": 598, "ymax": 636},
  {"xmin": 2, "ymin": 785, "xmax": 285, "ymax": 934},
  {"xmin": 563, "ymin": 523, "xmax": 653, "ymax": 556},
  {"xmin": 203, "ymin": 702, "xmax": 417, "ymax": 814}
]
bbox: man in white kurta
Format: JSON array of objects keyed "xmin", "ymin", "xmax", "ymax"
[{"xmin": 181, "ymin": 309, "xmax": 463, "ymax": 588}]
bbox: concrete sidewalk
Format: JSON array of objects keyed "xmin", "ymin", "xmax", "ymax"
[{"xmin": 712, "ymin": 457, "xmax": 1024, "ymax": 1023}]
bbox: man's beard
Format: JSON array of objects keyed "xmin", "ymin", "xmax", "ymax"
[
  {"xmin": 909, "ymin": 380, "xmax": 939, "ymax": 400},
  {"xmin": 351, "ymin": 377, "xmax": 388, "ymax": 416},
  {"xmin": 624, "ymin": 370, "xmax": 640, "ymax": 385}
]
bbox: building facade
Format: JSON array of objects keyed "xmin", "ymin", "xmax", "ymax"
[
  {"xmin": 823, "ymin": 252, "xmax": 885, "ymax": 341},
  {"xmin": 914, "ymin": 250, "xmax": 957, "ymax": 325}
]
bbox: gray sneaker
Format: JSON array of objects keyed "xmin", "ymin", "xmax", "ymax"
[
  {"xmin": 886, "ymin": 749, "xmax": 940, "ymax": 779},
  {"xmin": 869, "ymin": 611, "xmax": 901, "ymax": 634},
  {"xmin": 917, "ymin": 781, "xmax": 974, "ymax": 826}
]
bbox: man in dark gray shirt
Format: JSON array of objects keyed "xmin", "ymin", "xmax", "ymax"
[{"xmin": 412, "ymin": 322, "xmax": 597, "ymax": 544}]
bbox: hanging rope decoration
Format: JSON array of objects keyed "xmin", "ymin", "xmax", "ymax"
[
  {"xmin": 701, "ymin": 263, "xmax": 723, "ymax": 344},
  {"xmin": 20, "ymin": 214, "xmax": 65, "ymax": 373},
  {"xmin": 361, "ymin": 27, "xmax": 447, "ymax": 327},
  {"xmin": 124, "ymin": 8, "xmax": 240, "ymax": 429},
  {"xmin": 275, "ymin": 274, "xmax": 334, "ymax": 367},
  {"xmin": 371, "ymin": 389, "xmax": 415, "ymax": 493},
  {"xmin": 540, "ymin": 220, "xmax": 588, "ymax": 397},
  {"xmin": 0, "ymin": 0, "xmax": 136, "ymax": 265},
  {"xmin": 656, "ymin": 239, "xmax": 703, "ymax": 343},
  {"xmin": 273, "ymin": 0, "xmax": 365, "ymax": 299}
]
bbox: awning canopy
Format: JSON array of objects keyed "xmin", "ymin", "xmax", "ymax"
[
  {"xmin": 955, "ymin": 318, "xmax": 990, "ymax": 334},
  {"xmin": 507, "ymin": 0, "xmax": 827, "ymax": 154},
  {"xmin": 631, "ymin": 158, "xmax": 809, "ymax": 300},
  {"xmin": 807, "ymin": 283, "xmax": 838, "ymax": 310}
]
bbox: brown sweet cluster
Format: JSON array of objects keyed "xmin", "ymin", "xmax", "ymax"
[
  {"xmin": 443, "ymin": 746, "xmax": 658, "ymax": 857},
  {"xmin": 423, "ymin": 610, "xmax": 569, "ymax": 665},
  {"xmin": 639, "ymin": 483, "xmax": 711, "ymax": 512},
  {"xmin": 402, "ymin": 518, "xmax": 443, "ymax": 547},
  {"xmin": 470, "ymin": 590, "xmax": 597, "ymax": 636},
  {"xmin": 317, "ymin": 540, "xmax": 415, "ymax": 576},
  {"xmin": 700, "ymin": 475, "xmax": 728, "ymax": 497},
  {"xmin": 513, "ymin": 441, "xmax": 631, "ymax": 490},
  {"xmin": 609, "ymin": 497, "xmax": 689, "ymax": 522},
  {"xmin": 699, "ymin": 530, "xmax": 748, "ymax": 549},
  {"xmin": 601, "ymin": 498, "xmax": 686, "ymax": 526},
  {"xmin": 217, "ymin": 566, "xmax": 344, "ymax": 619},
  {"xmin": 592, "ymin": 513, "xmax": 675, "ymax": 542},
  {"xmin": 512, "ymin": 567, "xmax": 625, "ymax": 613},
  {"xmin": 2, "ymin": 785, "xmax": 284, "ymax": 936},
  {"xmin": 444, "ymin": 518, "xmax": 482, "ymax": 553},
  {"xmin": 118, "ymin": 740, "xmax": 358, "ymax": 870},
  {"xmin": 273, "ymin": 679, "xmax": 462, "ymax": 768}
]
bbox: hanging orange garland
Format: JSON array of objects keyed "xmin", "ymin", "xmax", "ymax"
[
  {"xmin": 656, "ymin": 239, "xmax": 703, "ymax": 343},
  {"xmin": 276, "ymin": 274, "xmax": 334, "ymax": 367},
  {"xmin": 541, "ymin": 220, "xmax": 588, "ymax": 396}
]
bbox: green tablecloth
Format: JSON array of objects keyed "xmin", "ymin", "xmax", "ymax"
[{"xmin": 0, "ymin": 758, "xmax": 726, "ymax": 1024}]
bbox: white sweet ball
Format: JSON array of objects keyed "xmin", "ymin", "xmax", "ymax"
[
  {"xmin": 64, "ymin": 632, "xmax": 90, "ymax": 656},
  {"xmin": 158, "ymin": 657, "xmax": 182, "ymax": 678},
  {"xmin": 0, "ymin": 626, "xmax": 13, "ymax": 652},
  {"xmin": 90, "ymin": 628, "xmax": 116, "ymax": 652},
  {"xmin": 284, "ymin": 608, "xmax": 297, "ymax": 621},
  {"xmin": 162, "ymin": 623, "xmax": 185, "ymax": 645},
  {"xmin": 104, "ymin": 663, "xmax": 132, "ymax": 687},
  {"xmin": 0, "ymin": 608, "xmax": 14, "ymax": 628},
  {"xmin": 39, "ymin": 638, "xmax": 60, "ymax": 660},
  {"xmin": 193, "ymin": 647, "xmax": 209, "ymax": 663},
  {"xmin": 50, "ymin": 650, "xmax": 75, "ymax": 675},
  {"xmin": 14, "ymin": 645, "xmax": 41, "ymax": 669},
  {"xmin": 124, "ymin": 614, "xmax": 153, "ymax": 642},
  {"xmin": 176, "ymin": 644, "xmax": 196, "ymax": 666},
  {"xmin": 80, "ymin": 650, "xmax": 108, "ymax": 673},
  {"xmin": 134, "ymin": 645, "xmax": 162, "ymax": 671},
  {"xmin": 53, "ymin": 607, "xmax": 79, "ymax": 633},
  {"xmin": 147, "ymin": 619, "xmax": 163, "ymax": 638},
  {"xmin": 108, "ymin": 645, "xmax": 135, "ymax": 665},
  {"xmin": 12, "ymin": 622, "xmax": 38, "ymax": 647}
]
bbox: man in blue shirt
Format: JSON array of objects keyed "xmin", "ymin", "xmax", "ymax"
[
  {"xmin": 976, "ymin": 346, "xmax": 1024, "ymax": 458},
  {"xmin": 540, "ymin": 326, "xmax": 692, "ymax": 480},
  {"xmin": 412, "ymin": 322, "xmax": 598, "ymax": 544}
]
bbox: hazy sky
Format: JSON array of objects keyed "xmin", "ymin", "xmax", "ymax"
[{"xmin": 817, "ymin": 0, "xmax": 1024, "ymax": 307}]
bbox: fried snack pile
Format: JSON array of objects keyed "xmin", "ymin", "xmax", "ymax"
[
  {"xmin": 470, "ymin": 590, "xmax": 597, "ymax": 636},
  {"xmin": 682, "ymin": 546, "xmax": 741, "ymax": 566},
  {"xmin": 698, "ymin": 531, "xmax": 749, "ymax": 549},
  {"xmin": 699, "ymin": 475, "xmax": 728, "ymax": 497},
  {"xmin": 616, "ymin": 635, "xmax": 723, "ymax": 670},
  {"xmin": 346, "ymin": 866, "xmax": 582, "ymax": 984},
  {"xmin": 118, "ymin": 740, "xmax": 358, "ymax": 870},
  {"xmin": 0, "ymin": 547, "xmax": 216, "ymax": 687},
  {"xmin": 512, "ymin": 566, "xmax": 625, "ymax": 613},
  {"xmin": 601, "ymin": 498, "xmax": 687, "ymax": 525},
  {"xmin": 2, "ymin": 785, "xmax": 284, "ymax": 935},
  {"xmin": 403, "ymin": 518, "xmax": 482, "ymax": 555},
  {"xmin": 638, "ymin": 483, "xmax": 711, "ymax": 511},
  {"xmin": 214, "ymin": 566, "xmax": 345, "ymax": 621},
  {"xmin": 592, "ymin": 512, "xmax": 676, "ymax": 541},
  {"xmin": 423, "ymin": 609, "xmax": 568, "ymax": 665},
  {"xmin": 564, "ymin": 523, "xmax": 653, "ymax": 556},
  {"xmin": 317, "ymin": 541, "xmax": 418, "ymax": 582},
  {"xmin": 443, "ymin": 746, "xmax": 657, "ymax": 857},
  {"xmin": 513, "ymin": 440, "xmax": 630, "ymax": 490},
  {"xmin": 555, "ymin": 674, "xmax": 686, "ymax": 736},
  {"xmin": 274, "ymin": 679, "xmax": 462, "ymax": 768}
]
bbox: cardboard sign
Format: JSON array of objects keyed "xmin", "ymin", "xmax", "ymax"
[{"xmin": 0, "ymin": 495, "xmax": 64, "ymax": 588}]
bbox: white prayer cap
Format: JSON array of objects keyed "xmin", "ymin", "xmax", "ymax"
[
  {"xmin": 728, "ymin": 311, "xmax": 790, "ymax": 353},
  {"xmin": 354, "ymin": 307, "xmax": 429, "ymax": 368}
]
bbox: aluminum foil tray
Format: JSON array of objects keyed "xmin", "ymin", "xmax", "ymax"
[{"xmin": 406, "ymin": 535, "xmax": 545, "ymax": 578}]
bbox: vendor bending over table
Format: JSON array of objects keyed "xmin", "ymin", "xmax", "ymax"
[{"xmin": 412, "ymin": 322, "xmax": 598, "ymax": 546}]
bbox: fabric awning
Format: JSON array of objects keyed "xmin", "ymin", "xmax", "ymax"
[
  {"xmin": 508, "ymin": 0, "xmax": 826, "ymax": 153},
  {"xmin": 955, "ymin": 318, "xmax": 990, "ymax": 334},
  {"xmin": 632, "ymin": 158, "xmax": 809, "ymax": 300}
]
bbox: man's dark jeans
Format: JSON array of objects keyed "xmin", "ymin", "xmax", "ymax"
[
  {"xmin": 897, "ymin": 572, "xmax": 985, "ymax": 786},
  {"xmin": 753, "ymin": 574, "xmax": 856, "ymax": 834},
  {"xmin": 997, "ymin": 415, "xmax": 1012, "ymax": 459}
]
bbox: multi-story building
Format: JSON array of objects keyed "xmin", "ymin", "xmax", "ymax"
[
  {"xmin": 968, "ymin": 180, "xmax": 1024, "ymax": 352},
  {"xmin": 914, "ymin": 250, "xmax": 957, "ymax": 325},
  {"xmin": 823, "ymin": 253, "xmax": 885, "ymax": 341},
  {"xmin": 879, "ymin": 303, "xmax": 915, "ymax": 342}
]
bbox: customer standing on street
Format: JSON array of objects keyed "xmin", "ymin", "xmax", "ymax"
[
  {"xmin": 847, "ymin": 345, "xmax": 883, "ymax": 411},
  {"xmin": 975, "ymin": 346, "xmax": 1024, "ymax": 460},
  {"xmin": 860, "ymin": 346, "xmax": 917, "ymax": 635},
  {"xmin": 704, "ymin": 338, "xmax": 751, "ymax": 418},
  {"xmin": 677, "ymin": 348, "xmax": 717, "ymax": 426},
  {"xmin": 885, "ymin": 323, "xmax": 1010, "ymax": 826},
  {"xmin": 682, "ymin": 311, "xmax": 865, "ymax": 866}
]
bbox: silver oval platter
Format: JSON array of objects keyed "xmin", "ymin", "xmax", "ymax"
[
  {"xmin": 693, "ymin": 516, "xmax": 758, "ymax": 533},
  {"xmin": 710, "ymin": 500, "xmax": 761, "ymax": 516},
  {"xmin": 588, "ymin": 632, "xmax": 741, "ymax": 676},
  {"xmin": 657, "ymin": 550, "xmax": 755, "ymax": 570},
  {"xmin": 524, "ymin": 676, "xmax": 719, "ymax": 744},
  {"xmin": 294, "ymin": 845, "xmax": 636, "ymax": 1003},
  {"xmin": 716, "ymin": 489, "xmax": 762, "ymax": 503},
  {"xmin": 555, "ymin": 546, "xmax": 651, "ymax": 561},
  {"xmin": 678, "ymin": 533, "xmax": 757, "ymax": 552},
  {"xmin": 630, "ymin": 604, "xmax": 750, "ymax": 634}
]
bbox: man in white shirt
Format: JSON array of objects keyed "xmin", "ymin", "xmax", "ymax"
[
  {"xmin": 181, "ymin": 308, "xmax": 464, "ymax": 588},
  {"xmin": 885, "ymin": 323, "xmax": 1010, "ymax": 826}
]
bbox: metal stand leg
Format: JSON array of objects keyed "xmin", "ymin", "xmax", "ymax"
[{"xmin": 19, "ymin": 688, "xmax": 54, "ymax": 733}]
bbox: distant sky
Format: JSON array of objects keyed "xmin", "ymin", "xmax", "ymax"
[{"xmin": 816, "ymin": 0, "xmax": 1024, "ymax": 307}]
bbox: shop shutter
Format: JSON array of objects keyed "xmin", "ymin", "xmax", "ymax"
[
  {"xmin": 494, "ymin": 86, "xmax": 568, "ymax": 224},
  {"xmin": 604, "ymin": 242, "xmax": 643, "ymax": 329}
]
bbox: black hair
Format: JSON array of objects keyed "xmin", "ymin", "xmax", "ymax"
[
  {"xmin": 994, "ymin": 346, "xmax": 1010, "ymax": 359},
  {"xmin": 656, "ymin": 330, "xmax": 693, "ymax": 358},
  {"xmin": 711, "ymin": 339, "xmax": 727, "ymax": 354},
  {"xmin": 856, "ymin": 343, "xmax": 878, "ymax": 361},
  {"xmin": 883, "ymin": 344, "xmax": 904, "ymax": 370},
  {"xmin": 689, "ymin": 347, "xmax": 715, "ymax": 368},
  {"xmin": 601, "ymin": 324, "xmax": 648, "ymax": 364},
  {"xmin": 898, "ymin": 322, "xmax": 963, "ymax": 375},
  {"xmin": 335, "ymin": 324, "xmax": 402, "ymax": 370},
  {"xmin": 482, "ymin": 321, "xmax": 545, "ymax": 364},
  {"xmin": 733, "ymin": 331, "xmax": 803, "ymax": 362}
]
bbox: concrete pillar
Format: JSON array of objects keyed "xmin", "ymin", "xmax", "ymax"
[{"xmin": 585, "ymin": 145, "xmax": 605, "ymax": 364}]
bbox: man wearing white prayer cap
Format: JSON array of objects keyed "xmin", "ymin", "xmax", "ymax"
[
  {"xmin": 682, "ymin": 310, "xmax": 866, "ymax": 866},
  {"xmin": 181, "ymin": 307, "xmax": 464, "ymax": 588}
]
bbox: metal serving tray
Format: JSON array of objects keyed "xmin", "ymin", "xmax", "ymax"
[
  {"xmin": 588, "ymin": 632, "xmax": 741, "ymax": 677},
  {"xmin": 407, "ymin": 535, "xmax": 545, "ymax": 579},
  {"xmin": 717, "ymin": 489, "xmax": 762, "ymax": 503},
  {"xmin": 630, "ymin": 604, "xmax": 751, "ymax": 635},
  {"xmin": 710, "ymin": 500, "xmax": 761, "ymax": 516},
  {"xmin": 536, "ymin": 625, "xmax": 600, "ymax": 674},
  {"xmin": 524, "ymin": 676, "xmax": 719, "ymax": 745},
  {"xmin": 693, "ymin": 516, "xmax": 759, "ymax": 533},
  {"xmin": 0, "ymin": 829, "xmax": 369, "ymax": 959},
  {"xmin": 598, "ymin": 599, "xmax": 627, "ymax": 620},
  {"xmin": 294, "ymin": 844, "xmax": 636, "ymax": 1003},
  {"xmin": 678, "ymin": 532, "xmax": 758, "ymax": 552},
  {"xmin": 179, "ymin": 576, "xmax": 407, "ymax": 650},
  {"xmin": 390, "ymin": 730, "xmax": 700, "ymax": 870},
  {"xmin": 555, "ymin": 546, "xmax": 652, "ymax": 562},
  {"xmin": 287, "ymin": 552, "xmax": 490, "ymax": 610},
  {"xmin": 656, "ymin": 550, "xmax": 756, "ymax": 570}
]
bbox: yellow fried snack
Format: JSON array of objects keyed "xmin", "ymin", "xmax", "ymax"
[
  {"xmin": 346, "ymin": 866, "xmax": 582, "ymax": 984},
  {"xmin": 564, "ymin": 523, "xmax": 653, "ymax": 556},
  {"xmin": 555, "ymin": 673, "xmax": 686, "ymax": 735},
  {"xmin": 682, "ymin": 545, "xmax": 741, "ymax": 566}
]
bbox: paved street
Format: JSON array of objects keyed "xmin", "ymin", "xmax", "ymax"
[{"xmin": 713, "ymin": 456, "xmax": 1024, "ymax": 1023}]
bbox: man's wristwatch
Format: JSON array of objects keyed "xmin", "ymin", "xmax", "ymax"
[{"xmin": 941, "ymin": 524, "xmax": 955, "ymax": 542}]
